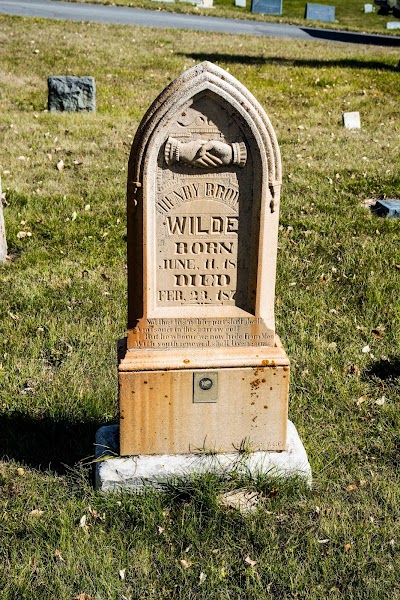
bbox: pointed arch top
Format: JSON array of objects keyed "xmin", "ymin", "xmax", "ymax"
[{"xmin": 128, "ymin": 61, "xmax": 281, "ymax": 203}]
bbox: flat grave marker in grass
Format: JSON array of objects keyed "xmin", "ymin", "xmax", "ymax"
[
  {"xmin": 95, "ymin": 61, "xmax": 311, "ymax": 490},
  {"xmin": 343, "ymin": 111, "xmax": 361, "ymax": 129},
  {"xmin": 305, "ymin": 2, "xmax": 335, "ymax": 22},
  {"xmin": 48, "ymin": 76, "xmax": 96, "ymax": 112},
  {"xmin": 252, "ymin": 0, "xmax": 283, "ymax": 14},
  {"xmin": 0, "ymin": 177, "xmax": 7, "ymax": 263}
]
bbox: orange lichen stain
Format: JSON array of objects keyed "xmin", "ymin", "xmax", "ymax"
[
  {"xmin": 183, "ymin": 359, "xmax": 190, "ymax": 364},
  {"xmin": 261, "ymin": 378, "xmax": 267, "ymax": 383},
  {"xmin": 252, "ymin": 416, "xmax": 257, "ymax": 422},
  {"xmin": 262, "ymin": 359, "xmax": 270, "ymax": 366},
  {"xmin": 283, "ymin": 366, "xmax": 289, "ymax": 372},
  {"xmin": 270, "ymin": 387, "xmax": 273, "ymax": 390},
  {"xmin": 165, "ymin": 395, "xmax": 168, "ymax": 398},
  {"xmin": 250, "ymin": 378, "xmax": 261, "ymax": 390},
  {"xmin": 263, "ymin": 405, "xmax": 268, "ymax": 409},
  {"xmin": 251, "ymin": 401, "xmax": 255, "ymax": 406},
  {"xmin": 144, "ymin": 381, "xmax": 148, "ymax": 384}
]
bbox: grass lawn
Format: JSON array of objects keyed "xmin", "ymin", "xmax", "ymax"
[
  {"xmin": 1, "ymin": 13, "xmax": 400, "ymax": 600},
  {"xmin": 67, "ymin": 0, "xmax": 400, "ymax": 35}
]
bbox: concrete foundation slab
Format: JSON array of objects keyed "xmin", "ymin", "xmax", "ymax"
[{"xmin": 94, "ymin": 420, "xmax": 311, "ymax": 491}]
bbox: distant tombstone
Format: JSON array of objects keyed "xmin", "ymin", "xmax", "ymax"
[
  {"xmin": 364, "ymin": 3, "xmax": 374, "ymax": 11},
  {"xmin": 235, "ymin": 0, "xmax": 247, "ymax": 6},
  {"xmin": 252, "ymin": 0, "xmax": 282, "ymax": 14},
  {"xmin": 0, "ymin": 178, "xmax": 7, "ymax": 264},
  {"xmin": 95, "ymin": 62, "xmax": 312, "ymax": 490},
  {"xmin": 343, "ymin": 111, "xmax": 361, "ymax": 129},
  {"xmin": 305, "ymin": 3, "xmax": 335, "ymax": 21},
  {"xmin": 199, "ymin": 0, "xmax": 214, "ymax": 7},
  {"xmin": 48, "ymin": 76, "xmax": 96, "ymax": 112},
  {"xmin": 373, "ymin": 199, "xmax": 400, "ymax": 218},
  {"xmin": 387, "ymin": 20, "xmax": 400, "ymax": 27}
]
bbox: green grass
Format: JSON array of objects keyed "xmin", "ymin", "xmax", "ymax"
[
  {"xmin": 1, "ymin": 13, "xmax": 400, "ymax": 599},
  {"xmin": 67, "ymin": 0, "xmax": 400, "ymax": 35}
]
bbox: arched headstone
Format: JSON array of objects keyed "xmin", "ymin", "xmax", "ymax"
[{"xmin": 120, "ymin": 62, "xmax": 290, "ymax": 456}]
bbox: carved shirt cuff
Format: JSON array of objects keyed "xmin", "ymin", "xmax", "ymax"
[
  {"xmin": 231, "ymin": 142, "xmax": 247, "ymax": 167},
  {"xmin": 165, "ymin": 137, "xmax": 180, "ymax": 165}
]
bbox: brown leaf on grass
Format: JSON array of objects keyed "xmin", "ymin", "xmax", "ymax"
[
  {"xmin": 74, "ymin": 595, "xmax": 92, "ymax": 600},
  {"xmin": 345, "ymin": 364, "xmax": 359, "ymax": 377},
  {"xmin": 347, "ymin": 483, "xmax": 358, "ymax": 492},
  {"xmin": 179, "ymin": 559, "xmax": 193, "ymax": 569},
  {"xmin": 267, "ymin": 487, "xmax": 279, "ymax": 498},
  {"xmin": 244, "ymin": 556, "xmax": 257, "ymax": 566},
  {"xmin": 56, "ymin": 160, "xmax": 64, "ymax": 171},
  {"xmin": 29, "ymin": 509, "xmax": 44, "ymax": 517},
  {"xmin": 219, "ymin": 488, "xmax": 261, "ymax": 513},
  {"xmin": 356, "ymin": 396, "xmax": 368, "ymax": 406},
  {"xmin": 344, "ymin": 543, "xmax": 351, "ymax": 552},
  {"xmin": 54, "ymin": 549, "xmax": 64, "ymax": 562},
  {"xmin": 17, "ymin": 467, "xmax": 25, "ymax": 476}
]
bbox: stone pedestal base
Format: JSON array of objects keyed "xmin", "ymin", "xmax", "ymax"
[{"xmin": 94, "ymin": 420, "xmax": 311, "ymax": 491}]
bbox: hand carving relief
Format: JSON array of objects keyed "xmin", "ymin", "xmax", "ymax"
[{"xmin": 165, "ymin": 137, "xmax": 247, "ymax": 169}]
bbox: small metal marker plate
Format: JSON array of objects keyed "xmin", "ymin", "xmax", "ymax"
[{"xmin": 193, "ymin": 372, "xmax": 218, "ymax": 403}]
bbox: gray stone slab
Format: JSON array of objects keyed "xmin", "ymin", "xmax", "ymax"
[
  {"xmin": 235, "ymin": 0, "xmax": 247, "ymax": 6},
  {"xmin": 387, "ymin": 21, "xmax": 400, "ymax": 28},
  {"xmin": 372, "ymin": 199, "xmax": 400, "ymax": 218},
  {"xmin": 305, "ymin": 2, "xmax": 335, "ymax": 22},
  {"xmin": 48, "ymin": 76, "xmax": 96, "ymax": 112},
  {"xmin": 364, "ymin": 3, "xmax": 374, "ymax": 12},
  {"xmin": 252, "ymin": 0, "xmax": 282, "ymax": 14},
  {"xmin": 343, "ymin": 111, "xmax": 360, "ymax": 129},
  {"xmin": 94, "ymin": 421, "xmax": 312, "ymax": 491},
  {"xmin": 0, "ymin": 178, "xmax": 7, "ymax": 264}
]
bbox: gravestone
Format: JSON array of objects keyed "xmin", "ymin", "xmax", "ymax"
[
  {"xmin": 305, "ymin": 3, "xmax": 335, "ymax": 21},
  {"xmin": 364, "ymin": 3, "xmax": 374, "ymax": 11},
  {"xmin": 48, "ymin": 76, "xmax": 96, "ymax": 112},
  {"xmin": 372, "ymin": 199, "xmax": 400, "ymax": 218},
  {"xmin": 0, "ymin": 178, "xmax": 7, "ymax": 263},
  {"xmin": 95, "ymin": 62, "xmax": 311, "ymax": 490},
  {"xmin": 252, "ymin": 0, "xmax": 282, "ymax": 14},
  {"xmin": 387, "ymin": 20, "xmax": 400, "ymax": 27},
  {"xmin": 235, "ymin": 0, "xmax": 247, "ymax": 6},
  {"xmin": 343, "ymin": 111, "xmax": 360, "ymax": 129}
]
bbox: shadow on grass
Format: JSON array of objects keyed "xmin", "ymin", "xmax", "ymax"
[
  {"xmin": 180, "ymin": 52, "xmax": 399, "ymax": 71},
  {"xmin": 363, "ymin": 357, "xmax": 400, "ymax": 381},
  {"xmin": 0, "ymin": 412, "xmax": 107, "ymax": 474}
]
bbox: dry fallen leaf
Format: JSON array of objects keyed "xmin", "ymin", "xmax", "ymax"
[
  {"xmin": 375, "ymin": 396, "xmax": 386, "ymax": 406},
  {"xmin": 344, "ymin": 543, "xmax": 351, "ymax": 552},
  {"xmin": 219, "ymin": 488, "xmax": 261, "ymax": 513},
  {"xmin": 356, "ymin": 396, "xmax": 368, "ymax": 406},
  {"xmin": 119, "ymin": 569, "xmax": 126, "ymax": 580},
  {"xmin": 29, "ymin": 509, "xmax": 44, "ymax": 517},
  {"xmin": 74, "ymin": 594, "xmax": 92, "ymax": 600},
  {"xmin": 71, "ymin": 211, "xmax": 77, "ymax": 221},
  {"xmin": 199, "ymin": 572, "xmax": 207, "ymax": 584},
  {"xmin": 244, "ymin": 556, "xmax": 257, "ymax": 566},
  {"xmin": 362, "ymin": 345, "xmax": 371, "ymax": 353},
  {"xmin": 54, "ymin": 549, "xmax": 64, "ymax": 562},
  {"xmin": 17, "ymin": 467, "xmax": 25, "ymax": 476},
  {"xmin": 347, "ymin": 483, "xmax": 358, "ymax": 492},
  {"xmin": 371, "ymin": 329, "xmax": 383, "ymax": 339},
  {"xmin": 345, "ymin": 364, "xmax": 360, "ymax": 376},
  {"xmin": 57, "ymin": 160, "xmax": 64, "ymax": 171},
  {"xmin": 317, "ymin": 538, "xmax": 330, "ymax": 544},
  {"xmin": 179, "ymin": 559, "xmax": 193, "ymax": 569}
]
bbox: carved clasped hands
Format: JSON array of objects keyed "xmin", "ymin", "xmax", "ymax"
[{"xmin": 165, "ymin": 137, "xmax": 247, "ymax": 169}]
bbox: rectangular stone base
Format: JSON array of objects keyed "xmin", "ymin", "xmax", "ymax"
[
  {"xmin": 119, "ymin": 337, "xmax": 290, "ymax": 456},
  {"xmin": 94, "ymin": 421, "xmax": 311, "ymax": 491}
]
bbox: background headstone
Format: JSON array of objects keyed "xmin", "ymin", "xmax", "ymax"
[
  {"xmin": 305, "ymin": 3, "xmax": 336, "ymax": 21},
  {"xmin": 0, "ymin": 178, "xmax": 7, "ymax": 264},
  {"xmin": 387, "ymin": 20, "xmax": 400, "ymax": 27},
  {"xmin": 48, "ymin": 76, "xmax": 96, "ymax": 112},
  {"xmin": 364, "ymin": 3, "xmax": 374, "ymax": 11},
  {"xmin": 235, "ymin": 0, "xmax": 247, "ymax": 6},
  {"xmin": 252, "ymin": 0, "xmax": 282, "ymax": 14},
  {"xmin": 343, "ymin": 111, "xmax": 361, "ymax": 129},
  {"xmin": 372, "ymin": 199, "xmax": 400, "ymax": 218}
]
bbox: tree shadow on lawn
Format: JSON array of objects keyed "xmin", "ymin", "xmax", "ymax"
[
  {"xmin": 0, "ymin": 412, "xmax": 108, "ymax": 474},
  {"xmin": 181, "ymin": 52, "xmax": 398, "ymax": 71}
]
